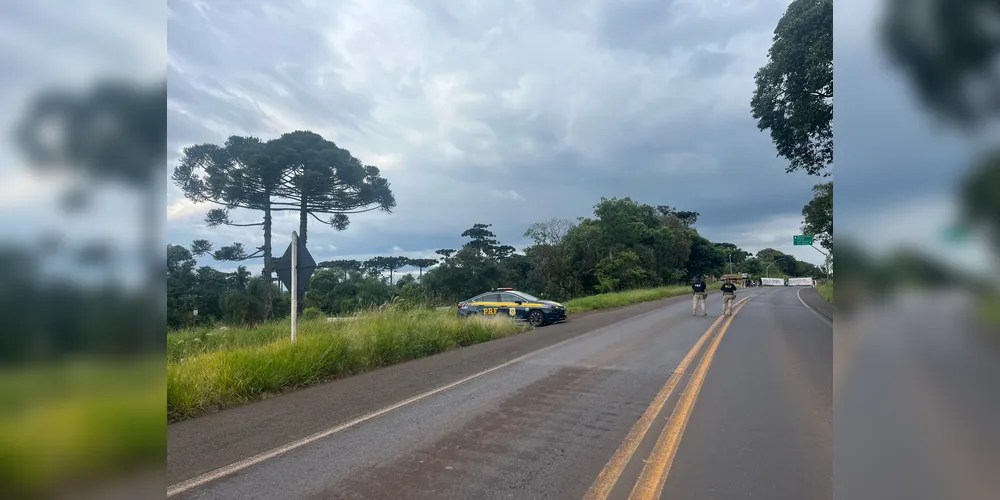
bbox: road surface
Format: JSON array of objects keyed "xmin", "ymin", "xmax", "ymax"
[
  {"xmin": 835, "ymin": 289, "xmax": 1000, "ymax": 500},
  {"xmin": 168, "ymin": 286, "xmax": 832, "ymax": 499}
]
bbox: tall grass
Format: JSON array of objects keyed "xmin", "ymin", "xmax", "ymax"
[
  {"xmin": 0, "ymin": 358, "xmax": 163, "ymax": 499},
  {"xmin": 817, "ymin": 281, "xmax": 833, "ymax": 303},
  {"xmin": 979, "ymin": 294, "xmax": 1000, "ymax": 329},
  {"xmin": 167, "ymin": 308, "xmax": 528, "ymax": 421},
  {"xmin": 564, "ymin": 283, "xmax": 721, "ymax": 312}
]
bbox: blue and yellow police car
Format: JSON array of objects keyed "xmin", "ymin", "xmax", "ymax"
[{"xmin": 457, "ymin": 288, "xmax": 567, "ymax": 327}]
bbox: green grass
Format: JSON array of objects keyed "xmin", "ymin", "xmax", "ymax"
[
  {"xmin": 167, "ymin": 282, "xmax": 731, "ymax": 421},
  {"xmin": 978, "ymin": 293, "xmax": 1000, "ymax": 329},
  {"xmin": 0, "ymin": 358, "xmax": 164, "ymax": 499},
  {"xmin": 564, "ymin": 283, "xmax": 721, "ymax": 313},
  {"xmin": 167, "ymin": 308, "xmax": 529, "ymax": 421},
  {"xmin": 817, "ymin": 281, "xmax": 833, "ymax": 303}
]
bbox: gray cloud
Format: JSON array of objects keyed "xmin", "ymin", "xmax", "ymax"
[{"xmin": 167, "ymin": 0, "xmax": 835, "ymax": 266}]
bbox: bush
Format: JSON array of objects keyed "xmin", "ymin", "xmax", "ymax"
[{"xmin": 300, "ymin": 307, "xmax": 325, "ymax": 321}]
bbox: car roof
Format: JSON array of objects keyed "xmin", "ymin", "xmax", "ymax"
[{"xmin": 465, "ymin": 290, "xmax": 529, "ymax": 301}]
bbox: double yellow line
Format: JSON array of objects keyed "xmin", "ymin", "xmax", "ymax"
[{"xmin": 583, "ymin": 293, "xmax": 757, "ymax": 500}]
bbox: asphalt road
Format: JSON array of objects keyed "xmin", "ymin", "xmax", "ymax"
[
  {"xmin": 835, "ymin": 289, "xmax": 1000, "ymax": 500},
  {"xmin": 168, "ymin": 286, "xmax": 832, "ymax": 500}
]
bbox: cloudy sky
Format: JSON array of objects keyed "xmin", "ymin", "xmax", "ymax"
[
  {"xmin": 2, "ymin": 0, "xmax": 989, "ymax": 283},
  {"xmin": 165, "ymin": 0, "xmax": 835, "ymax": 270}
]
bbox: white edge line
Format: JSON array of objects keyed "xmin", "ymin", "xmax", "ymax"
[
  {"xmin": 168, "ymin": 347, "xmax": 541, "ymax": 496},
  {"xmin": 167, "ymin": 294, "xmax": 703, "ymax": 496},
  {"xmin": 797, "ymin": 288, "xmax": 833, "ymax": 327}
]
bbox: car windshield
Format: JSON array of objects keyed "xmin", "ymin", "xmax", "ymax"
[{"xmin": 514, "ymin": 291, "xmax": 541, "ymax": 302}]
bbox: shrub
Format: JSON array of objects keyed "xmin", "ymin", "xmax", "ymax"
[{"xmin": 300, "ymin": 307, "xmax": 325, "ymax": 321}]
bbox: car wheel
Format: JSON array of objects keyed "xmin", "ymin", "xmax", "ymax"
[{"xmin": 527, "ymin": 310, "xmax": 545, "ymax": 327}]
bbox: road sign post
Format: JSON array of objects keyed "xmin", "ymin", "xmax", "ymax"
[
  {"xmin": 290, "ymin": 231, "xmax": 298, "ymax": 344},
  {"xmin": 274, "ymin": 233, "xmax": 316, "ymax": 344}
]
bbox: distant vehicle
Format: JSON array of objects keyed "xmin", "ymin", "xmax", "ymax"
[{"xmin": 457, "ymin": 288, "xmax": 567, "ymax": 327}]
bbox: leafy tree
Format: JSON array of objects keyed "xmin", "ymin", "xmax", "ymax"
[
  {"xmin": 383, "ymin": 256, "xmax": 410, "ymax": 285},
  {"xmin": 656, "ymin": 206, "xmax": 700, "ymax": 227},
  {"xmin": 15, "ymin": 80, "xmax": 168, "ymax": 349},
  {"xmin": 167, "ymin": 244, "xmax": 199, "ymax": 327},
  {"xmin": 363, "ymin": 257, "xmax": 389, "ymax": 282},
  {"xmin": 268, "ymin": 131, "xmax": 396, "ymax": 247},
  {"xmin": 740, "ymin": 257, "xmax": 764, "ymax": 276},
  {"xmin": 713, "ymin": 243, "xmax": 750, "ymax": 265},
  {"xmin": 751, "ymin": 0, "xmax": 833, "ymax": 177},
  {"xmin": 801, "ymin": 181, "xmax": 833, "ymax": 252},
  {"xmin": 407, "ymin": 258, "xmax": 439, "ymax": 279},
  {"xmin": 756, "ymin": 248, "xmax": 797, "ymax": 276},
  {"xmin": 596, "ymin": 249, "xmax": 654, "ymax": 292},
  {"xmin": 960, "ymin": 152, "xmax": 1000, "ymax": 249},
  {"xmin": 190, "ymin": 239, "xmax": 214, "ymax": 257},
  {"xmin": 396, "ymin": 274, "xmax": 417, "ymax": 288},
  {"xmin": 523, "ymin": 219, "xmax": 576, "ymax": 298},
  {"xmin": 304, "ymin": 268, "xmax": 394, "ymax": 315},
  {"xmin": 687, "ymin": 236, "xmax": 725, "ymax": 278},
  {"xmin": 881, "ymin": 0, "xmax": 1000, "ymax": 128},
  {"xmin": 319, "ymin": 259, "xmax": 364, "ymax": 279},
  {"xmin": 881, "ymin": 0, "xmax": 1000, "ymax": 258},
  {"xmin": 435, "ymin": 249, "xmax": 456, "ymax": 260},
  {"xmin": 524, "ymin": 219, "xmax": 575, "ymax": 246},
  {"xmin": 172, "ymin": 136, "xmax": 285, "ymax": 317}
]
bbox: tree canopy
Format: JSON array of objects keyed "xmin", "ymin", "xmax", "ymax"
[
  {"xmin": 802, "ymin": 181, "xmax": 833, "ymax": 253},
  {"xmin": 171, "ymin": 130, "xmax": 396, "ymax": 317},
  {"xmin": 751, "ymin": 0, "xmax": 833, "ymax": 177},
  {"xmin": 167, "ymin": 195, "xmax": 826, "ymax": 328}
]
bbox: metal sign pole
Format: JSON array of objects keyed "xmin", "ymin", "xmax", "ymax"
[{"xmin": 290, "ymin": 231, "xmax": 298, "ymax": 344}]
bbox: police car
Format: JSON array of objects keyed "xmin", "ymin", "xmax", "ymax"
[{"xmin": 457, "ymin": 288, "xmax": 567, "ymax": 327}]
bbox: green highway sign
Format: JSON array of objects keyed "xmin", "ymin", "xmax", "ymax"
[
  {"xmin": 939, "ymin": 222, "xmax": 970, "ymax": 245},
  {"xmin": 793, "ymin": 234, "xmax": 814, "ymax": 246}
]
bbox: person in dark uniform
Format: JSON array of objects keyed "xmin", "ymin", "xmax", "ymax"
[
  {"xmin": 721, "ymin": 278, "xmax": 738, "ymax": 315},
  {"xmin": 692, "ymin": 275, "xmax": 708, "ymax": 316}
]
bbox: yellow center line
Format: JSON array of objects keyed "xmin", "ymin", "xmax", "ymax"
[
  {"xmin": 583, "ymin": 293, "xmax": 756, "ymax": 500},
  {"xmin": 628, "ymin": 295, "xmax": 755, "ymax": 500}
]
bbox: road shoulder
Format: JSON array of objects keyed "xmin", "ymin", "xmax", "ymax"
[
  {"xmin": 798, "ymin": 286, "xmax": 833, "ymax": 322},
  {"xmin": 168, "ymin": 290, "xmax": 719, "ymax": 485}
]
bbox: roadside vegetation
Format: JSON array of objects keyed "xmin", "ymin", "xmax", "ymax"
[
  {"xmin": 166, "ymin": 146, "xmax": 829, "ymax": 424},
  {"xmin": 817, "ymin": 281, "xmax": 833, "ymax": 303},
  {"xmin": 0, "ymin": 359, "xmax": 163, "ymax": 499},
  {"xmin": 167, "ymin": 309, "xmax": 528, "ymax": 421},
  {"xmin": 162, "ymin": 0, "xmax": 835, "ymax": 427},
  {"xmin": 564, "ymin": 283, "xmax": 721, "ymax": 313}
]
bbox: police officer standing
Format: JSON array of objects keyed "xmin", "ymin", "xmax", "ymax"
[
  {"xmin": 692, "ymin": 275, "xmax": 708, "ymax": 316},
  {"xmin": 721, "ymin": 278, "xmax": 737, "ymax": 316}
]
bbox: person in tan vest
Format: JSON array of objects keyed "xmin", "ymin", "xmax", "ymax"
[
  {"xmin": 721, "ymin": 278, "xmax": 737, "ymax": 316},
  {"xmin": 691, "ymin": 275, "xmax": 708, "ymax": 316}
]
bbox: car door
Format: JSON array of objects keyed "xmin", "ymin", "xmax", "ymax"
[
  {"xmin": 464, "ymin": 293, "xmax": 491, "ymax": 316},
  {"xmin": 476, "ymin": 293, "xmax": 502, "ymax": 316},
  {"xmin": 499, "ymin": 293, "xmax": 524, "ymax": 319}
]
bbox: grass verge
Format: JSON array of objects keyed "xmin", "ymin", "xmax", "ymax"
[
  {"xmin": 0, "ymin": 358, "xmax": 164, "ymax": 499},
  {"xmin": 167, "ymin": 308, "xmax": 528, "ymax": 421},
  {"xmin": 564, "ymin": 283, "xmax": 721, "ymax": 313},
  {"xmin": 978, "ymin": 293, "xmax": 1000, "ymax": 329},
  {"xmin": 817, "ymin": 281, "xmax": 833, "ymax": 303}
]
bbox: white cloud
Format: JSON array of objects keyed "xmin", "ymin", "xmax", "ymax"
[{"xmin": 166, "ymin": 197, "xmax": 207, "ymax": 222}]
